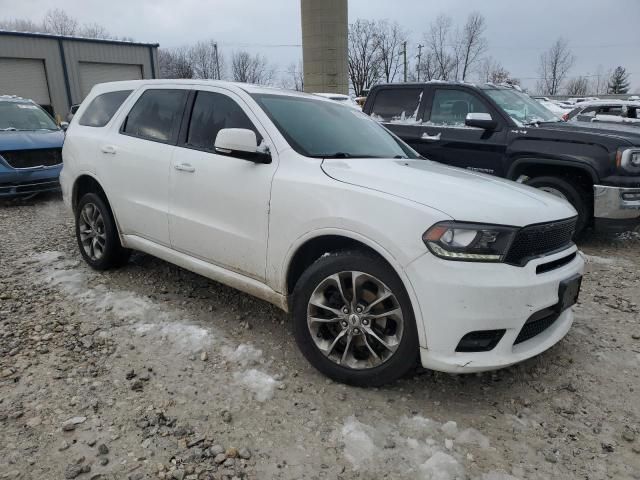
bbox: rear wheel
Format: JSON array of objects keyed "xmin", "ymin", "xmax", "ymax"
[
  {"xmin": 292, "ymin": 251, "xmax": 419, "ymax": 387},
  {"xmin": 525, "ymin": 176, "xmax": 590, "ymax": 235},
  {"xmin": 75, "ymin": 193, "xmax": 130, "ymax": 270}
]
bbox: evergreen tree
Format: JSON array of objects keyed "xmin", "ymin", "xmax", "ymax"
[{"xmin": 608, "ymin": 66, "xmax": 630, "ymax": 94}]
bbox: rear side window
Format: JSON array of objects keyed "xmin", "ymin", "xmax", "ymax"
[
  {"xmin": 122, "ymin": 89, "xmax": 188, "ymax": 143},
  {"xmin": 370, "ymin": 88, "xmax": 423, "ymax": 123},
  {"xmin": 186, "ymin": 91, "xmax": 261, "ymax": 151},
  {"xmin": 78, "ymin": 90, "xmax": 132, "ymax": 127}
]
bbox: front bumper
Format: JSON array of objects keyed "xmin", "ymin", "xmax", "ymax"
[
  {"xmin": 405, "ymin": 246, "xmax": 584, "ymax": 373},
  {"xmin": 0, "ymin": 165, "xmax": 62, "ymax": 197},
  {"xmin": 593, "ymin": 184, "xmax": 640, "ymax": 231}
]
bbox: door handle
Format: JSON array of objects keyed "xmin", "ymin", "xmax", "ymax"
[
  {"xmin": 101, "ymin": 145, "xmax": 117, "ymax": 154},
  {"xmin": 174, "ymin": 163, "xmax": 195, "ymax": 173},
  {"xmin": 421, "ymin": 132, "xmax": 441, "ymax": 142}
]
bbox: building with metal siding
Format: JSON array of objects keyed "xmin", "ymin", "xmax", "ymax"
[{"xmin": 0, "ymin": 31, "xmax": 158, "ymax": 119}]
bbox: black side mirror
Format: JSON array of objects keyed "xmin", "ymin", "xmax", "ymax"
[{"xmin": 465, "ymin": 113, "xmax": 497, "ymax": 130}]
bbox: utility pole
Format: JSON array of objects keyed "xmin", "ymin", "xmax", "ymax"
[
  {"xmin": 214, "ymin": 42, "xmax": 220, "ymax": 80},
  {"xmin": 402, "ymin": 41, "xmax": 407, "ymax": 82},
  {"xmin": 416, "ymin": 44, "xmax": 424, "ymax": 82}
]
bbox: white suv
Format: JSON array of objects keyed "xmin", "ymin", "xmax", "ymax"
[{"xmin": 61, "ymin": 80, "xmax": 584, "ymax": 386}]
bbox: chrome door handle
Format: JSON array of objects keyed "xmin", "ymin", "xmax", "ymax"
[
  {"xmin": 421, "ymin": 132, "xmax": 441, "ymax": 142},
  {"xmin": 101, "ymin": 145, "xmax": 117, "ymax": 154},
  {"xmin": 174, "ymin": 163, "xmax": 195, "ymax": 173}
]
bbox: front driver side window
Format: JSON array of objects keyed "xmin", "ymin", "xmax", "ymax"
[
  {"xmin": 187, "ymin": 91, "xmax": 262, "ymax": 151},
  {"xmin": 428, "ymin": 89, "xmax": 489, "ymax": 126}
]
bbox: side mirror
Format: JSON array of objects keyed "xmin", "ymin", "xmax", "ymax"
[
  {"xmin": 59, "ymin": 121, "xmax": 69, "ymax": 131},
  {"xmin": 465, "ymin": 112, "xmax": 497, "ymax": 130},
  {"xmin": 214, "ymin": 128, "xmax": 271, "ymax": 164}
]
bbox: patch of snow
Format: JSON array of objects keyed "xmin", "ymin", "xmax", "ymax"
[
  {"xmin": 419, "ymin": 451, "xmax": 465, "ymax": 480},
  {"xmin": 441, "ymin": 420, "xmax": 458, "ymax": 437},
  {"xmin": 341, "ymin": 417, "xmax": 378, "ymax": 470},
  {"xmin": 455, "ymin": 428, "xmax": 491, "ymax": 449},
  {"xmin": 233, "ymin": 369, "xmax": 279, "ymax": 402},
  {"xmin": 223, "ymin": 343, "xmax": 263, "ymax": 367}
]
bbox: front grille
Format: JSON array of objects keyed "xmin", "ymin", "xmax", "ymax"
[
  {"xmin": 514, "ymin": 309, "xmax": 560, "ymax": 345},
  {"xmin": 0, "ymin": 148, "xmax": 62, "ymax": 169},
  {"xmin": 504, "ymin": 217, "xmax": 577, "ymax": 266}
]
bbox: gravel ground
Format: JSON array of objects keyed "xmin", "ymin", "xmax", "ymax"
[{"xmin": 1, "ymin": 194, "xmax": 639, "ymax": 480}]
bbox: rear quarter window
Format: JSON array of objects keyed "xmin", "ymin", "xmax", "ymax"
[
  {"xmin": 370, "ymin": 88, "xmax": 423, "ymax": 123},
  {"xmin": 78, "ymin": 90, "xmax": 133, "ymax": 127}
]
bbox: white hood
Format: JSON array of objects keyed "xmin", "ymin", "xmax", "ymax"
[{"xmin": 321, "ymin": 158, "xmax": 577, "ymax": 226}]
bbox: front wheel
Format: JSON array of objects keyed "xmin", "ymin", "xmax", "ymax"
[
  {"xmin": 292, "ymin": 251, "xmax": 419, "ymax": 387},
  {"xmin": 525, "ymin": 176, "xmax": 590, "ymax": 235},
  {"xmin": 75, "ymin": 192, "xmax": 130, "ymax": 270}
]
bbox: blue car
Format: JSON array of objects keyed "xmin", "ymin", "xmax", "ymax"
[{"xmin": 0, "ymin": 95, "xmax": 65, "ymax": 198}]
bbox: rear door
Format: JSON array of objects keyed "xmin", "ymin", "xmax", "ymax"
[
  {"xmin": 417, "ymin": 86, "xmax": 508, "ymax": 176},
  {"xmin": 97, "ymin": 87, "xmax": 189, "ymax": 246}
]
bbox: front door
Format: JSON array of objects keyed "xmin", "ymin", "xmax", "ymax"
[
  {"xmin": 416, "ymin": 87, "xmax": 508, "ymax": 176},
  {"xmin": 168, "ymin": 89, "xmax": 277, "ymax": 281}
]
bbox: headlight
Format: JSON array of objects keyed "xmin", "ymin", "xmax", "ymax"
[
  {"xmin": 617, "ymin": 148, "xmax": 640, "ymax": 173},
  {"xmin": 423, "ymin": 222, "xmax": 517, "ymax": 262}
]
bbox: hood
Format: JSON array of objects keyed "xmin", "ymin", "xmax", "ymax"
[
  {"xmin": 321, "ymin": 158, "xmax": 577, "ymax": 227},
  {"xmin": 533, "ymin": 121, "xmax": 640, "ymax": 146},
  {"xmin": 0, "ymin": 130, "xmax": 65, "ymax": 152}
]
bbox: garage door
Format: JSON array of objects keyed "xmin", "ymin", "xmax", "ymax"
[
  {"xmin": 0, "ymin": 58, "xmax": 51, "ymax": 105},
  {"xmin": 79, "ymin": 62, "xmax": 142, "ymax": 98}
]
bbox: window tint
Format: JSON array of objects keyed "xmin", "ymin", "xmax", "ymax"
[
  {"xmin": 79, "ymin": 90, "xmax": 132, "ymax": 127},
  {"xmin": 186, "ymin": 91, "xmax": 260, "ymax": 151},
  {"xmin": 370, "ymin": 88, "xmax": 423, "ymax": 123},
  {"xmin": 122, "ymin": 89, "xmax": 187, "ymax": 143},
  {"xmin": 428, "ymin": 89, "xmax": 489, "ymax": 126}
]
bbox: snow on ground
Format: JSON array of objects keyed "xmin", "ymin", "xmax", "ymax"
[
  {"xmin": 336, "ymin": 415, "xmax": 500, "ymax": 480},
  {"xmin": 26, "ymin": 250, "xmax": 280, "ymax": 397}
]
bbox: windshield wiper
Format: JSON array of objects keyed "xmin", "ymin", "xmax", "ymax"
[
  {"xmin": 0, "ymin": 127, "xmax": 17, "ymax": 131},
  {"xmin": 322, "ymin": 152, "xmax": 351, "ymax": 158}
]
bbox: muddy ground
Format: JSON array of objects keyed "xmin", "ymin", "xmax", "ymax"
[{"xmin": 0, "ymin": 194, "xmax": 639, "ymax": 480}]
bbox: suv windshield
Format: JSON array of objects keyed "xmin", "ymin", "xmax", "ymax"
[
  {"xmin": 484, "ymin": 88, "xmax": 559, "ymax": 125},
  {"xmin": 252, "ymin": 93, "xmax": 418, "ymax": 159},
  {"xmin": 0, "ymin": 100, "xmax": 59, "ymax": 131}
]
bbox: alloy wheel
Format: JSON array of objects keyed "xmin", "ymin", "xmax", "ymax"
[
  {"xmin": 78, "ymin": 202, "xmax": 107, "ymax": 261},
  {"xmin": 307, "ymin": 271, "xmax": 404, "ymax": 369}
]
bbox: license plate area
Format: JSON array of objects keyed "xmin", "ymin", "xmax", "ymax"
[{"xmin": 557, "ymin": 274, "xmax": 582, "ymax": 312}]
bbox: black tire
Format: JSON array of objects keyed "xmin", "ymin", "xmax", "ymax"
[
  {"xmin": 292, "ymin": 250, "xmax": 419, "ymax": 387},
  {"xmin": 75, "ymin": 192, "xmax": 130, "ymax": 270},
  {"xmin": 525, "ymin": 176, "xmax": 590, "ymax": 235}
]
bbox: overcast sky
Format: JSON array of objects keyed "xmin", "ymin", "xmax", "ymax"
[{"xmin": 2, "ymin": 0, "xmax": 639, "ymax": 91}]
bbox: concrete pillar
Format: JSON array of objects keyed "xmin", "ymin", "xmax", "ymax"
[{"xmin": 300, "ymin": 0, "xmax": 348, "ymax": 94}]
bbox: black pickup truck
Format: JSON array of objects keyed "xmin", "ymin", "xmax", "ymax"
[{"xmin": 363, "ymin": 82, "xmax": 640, "ymax": 234}]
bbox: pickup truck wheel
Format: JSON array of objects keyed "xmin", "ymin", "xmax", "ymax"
[
  {"xmin": 75, "ymin": 193, "xmax": 130, "ymax": 270},
  {"xmin": 525, "ymin": 176, "xmax": 589, "ymax": 235},
  {"xmin": 292, "ymin": 251, "xmax": 419, "ymax": 387}
]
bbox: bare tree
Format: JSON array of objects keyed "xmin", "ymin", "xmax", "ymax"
[
  {"xmin": 458, "ymin": 13, "xmax": 487, "ymax": 81},
  {"xmin": 190, "ymin": 40, "xmax": 224, "ymax": 80},
  {"xmin": 0, "ymin": 18, "xmax": 43, "ymax": 33},
  {"xmin": 80, "ymin": 23, "xmax": 113, "ymax": 39},
  {"xmin": 231, "ymin": 51, "xmax": 274, "ymax": 84},
  {"xmin": 376, "ymin": 20, "xmax": 407, "ymax": 83},
  {"xmin": 425, "ymin": 15, "xmax": 455, "ymax": 80},
  {"xmin": 477, "ymin": 57, "xmax": 519, "ymax": 85},
  {"xmin": 281, "ymin": 61, "xmax": 304, "ymax": 91},
  {"xmin": 348, "ymin": 19, "xmax": 381, "ymax": 96},
  {"xmin": 158, "ymin": 47, "xmax": 194, "ymax": 79},
  {"xmin": 537, "ymin": 37, "xmax": 575, "ymax": 95},
  {"xmin": 565, "ymin": 76, "xmax": 589, "ymax": 96},
  {"xmin": 43, "ymin": 8, "xmax": 78, "ymax": 36}
]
